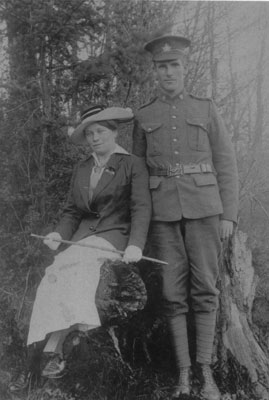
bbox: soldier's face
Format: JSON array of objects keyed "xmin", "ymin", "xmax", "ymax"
[{"xmin": 154, "ymin": 59, "xmax": 185, "ymax": 95}]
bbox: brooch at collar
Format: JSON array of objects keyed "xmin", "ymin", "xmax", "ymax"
[{"xmin": 104, "ymin": 166, "xmax": 115, "ymax": 175}]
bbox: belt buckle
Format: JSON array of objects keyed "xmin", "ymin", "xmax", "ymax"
[{"xmin": 168, "ymin": 165, "xmax": 183, "ymax": 176}]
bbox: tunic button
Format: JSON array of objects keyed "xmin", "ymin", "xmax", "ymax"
[
  {"xmin": 95, "ymin": 214, "xmax": 100, "ymax": 218},
  {"xmin": 172, "ymin": 115, "xmax": 176, "ymax": 119},
  {"xmin": 172, "ymin": 126, "xmax": 177, "ymax": 130},
  {"xmin": 176, "ymin": 163, "xmax": 180, "ymax": 166},
  {"xmin": 176, "ymin": 176, "xmax": 180, "ymax": 179},
  {"xmin": 89, "ymin": 226, "xmax": 95, "ymax": 230},
  {"xmin": 174, "ymin": 151, "xmax": 179, "ymax": 155},
  {"xmin": 148, "ymin": 128, "xmax": 152, "ymax": 132},
  {"xmin": 173, "ymin": 138, "xmax": 177, "ymax": 142},
  {"xmin": 172, "ymin": 105, "xmax": 176, "ymax": 109}
]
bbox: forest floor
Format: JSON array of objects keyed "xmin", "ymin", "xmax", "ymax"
[{"xmin": 0, "ymin": 320, "xmax": 257, "ymax": 400}]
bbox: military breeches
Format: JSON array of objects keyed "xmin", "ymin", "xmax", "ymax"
[{"xmin": 148, "ymin": 216, "xmax": 221, "ymax": 315}]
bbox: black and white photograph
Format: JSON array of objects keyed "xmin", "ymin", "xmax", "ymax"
[{"xmin": 0, "ymin": 1, "xmax": 269, "ymax": 399}]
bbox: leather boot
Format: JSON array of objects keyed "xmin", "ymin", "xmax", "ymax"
[
  {"xmin": 9, "ymin": 370, "xmax": 31, "ymax": 392},
  {"xmin": 172, "ymin": 367, "xmax": 191, "ymax": 398},
  {"xmin": 200, "ymin": 364, "xmax": 221, "ymax": 400}
]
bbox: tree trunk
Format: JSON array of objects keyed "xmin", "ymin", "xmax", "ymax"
[{"xmin": 217, "ymin": 231, "xmax": 269, "ymax": 399}]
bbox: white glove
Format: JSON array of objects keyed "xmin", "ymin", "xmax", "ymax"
[
  {"xmin": 43, "ymin": 232, "xmax": 62, "ymax": 250},
  {"xmin": 122, "ymin": 245, "xmax": 142, "ymax": 264}
]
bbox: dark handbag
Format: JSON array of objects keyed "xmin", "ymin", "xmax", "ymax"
[{"xmin": 95, "ymin": 259, "xmax": 147, "ymax": 326}]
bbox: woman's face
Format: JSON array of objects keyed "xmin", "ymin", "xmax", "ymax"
[{"xmin": 84, "ymin": 122, "xmax": 117, "ymax": 156}]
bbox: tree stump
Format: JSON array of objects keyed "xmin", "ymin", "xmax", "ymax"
[{"xmin": 217, "ymin": 231, "xmax": 269, "ymax": 399}]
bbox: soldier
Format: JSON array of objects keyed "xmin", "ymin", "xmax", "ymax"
[{"xmin": 132, "ymin": 35, "xmax": 239, "ymax": 400}]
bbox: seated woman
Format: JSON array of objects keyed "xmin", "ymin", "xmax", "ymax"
[{"xmin": 9, "ymin": 105, "xmax": 151, "ymax": 391}]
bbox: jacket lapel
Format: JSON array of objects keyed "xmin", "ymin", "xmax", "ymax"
[
  {"xmin": 77, "ymin": 157, "xmax": 94, "ymax": 209},
  {"xmin": 91, "ymin": 154, "xmax": 120, "ymax": 203}
]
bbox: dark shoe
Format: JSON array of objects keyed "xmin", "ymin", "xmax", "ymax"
[
  {"xmin": 9, "ymin": 370, "xmax": 31, "ymax": 392},
  {"xmin": 200, "ymin": 364, "xmax": 221, "ymax": 400},
  {"xmin": 172, "ymin": 367, "xmax": 191, "ymax": 398},
  {"xmin": 42, "ymin": 354, "xmax": 66, "ymax": 379}
]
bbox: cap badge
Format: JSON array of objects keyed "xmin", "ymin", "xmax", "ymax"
[{"xmin": 162, "ymin": 43, "xmax": 172, "ymax": 52}]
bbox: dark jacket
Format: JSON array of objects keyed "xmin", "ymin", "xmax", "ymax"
[
  {"xmin": 55, "ymin": 152, "xmax": 151, "ymax": 251},
  {"xmin": 132, "ymin": 91, "xmax": 238, "ymax": 223}
]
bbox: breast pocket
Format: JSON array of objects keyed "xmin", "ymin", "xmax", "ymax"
[
  {"xmin": 186, "ymin": 118, "xmax": 209, "ymax": 152},
  {"xmin": 141, "ymin": 122, "xmax": 163, "ymax": 156}
]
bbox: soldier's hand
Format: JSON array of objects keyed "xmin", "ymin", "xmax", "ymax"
[
  {"xmin": 43, "ymin": 232, "xmax": 62, "ymax": 250},
  {"xmin": 122, "ymin": 245, "xmax": 142, "ymax": 264},
  {"xmin": 220, "ymin": 220, "xmax": 234, "ymax": 240}
]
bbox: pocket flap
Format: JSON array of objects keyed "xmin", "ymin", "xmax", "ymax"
[
  {"xmin": 141, "ymin": 122, "xmax": 162, "ymax": 133},
  {"xmin": 193, "ymin": 173, "xmax": 217, "ymax": 186},
  {"xmin": 149, "ymin": 176, "xmax": 162, "ymax": 189},
  {"xmin": 186, "ymin": 119, "xmax": 208, "ymax": 132}
]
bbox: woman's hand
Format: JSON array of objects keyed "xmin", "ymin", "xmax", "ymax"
[
  {"xmin": 43, "ymin": 232, "xmax": 62, "ymax": 250},
  {"xmin": 122, "ymin": 245, "xmax": 142, "ymax": 264}
]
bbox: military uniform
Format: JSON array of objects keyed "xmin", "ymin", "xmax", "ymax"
[
  {"xmin": 132, "ymin": 34, "xmax": 238, "ymax": 400},
  {"xmin": 133, "ymin": 89, "xmax": 238, "ymax": 315},
  {"xmin": 133, "ymin": 90, "xmax": 238, "ymax": 223}
]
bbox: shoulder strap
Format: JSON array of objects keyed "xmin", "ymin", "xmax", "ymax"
[{"xmin": 189, "ymin": 93, "xmax": 212, "ymax": 102}]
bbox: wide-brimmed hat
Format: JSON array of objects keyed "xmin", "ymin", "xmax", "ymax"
[
  {"xmin": 144, "ymin": 34, "xmax": 191, "ymax": 62},
  {"xmin": 70, "ymin": 105, "xmax": 134, "ymax": 145}
]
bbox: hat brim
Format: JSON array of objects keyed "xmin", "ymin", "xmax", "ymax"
[
  {"xmin": 70, "ymin": 107, "xmax": 133, "ymax": 145},
  {"xmin": 153, "ymin": 50, "xmax": 186, "ymax": 62}
]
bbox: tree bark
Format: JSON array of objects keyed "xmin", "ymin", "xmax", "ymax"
[{"xmin": 217, "ymin": 231, "xmax": 269, "ymax": 398}]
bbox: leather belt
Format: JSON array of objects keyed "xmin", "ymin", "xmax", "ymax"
[{"xmin": 149, "ymin": 163, "xmax": 213, "ymax": 177}]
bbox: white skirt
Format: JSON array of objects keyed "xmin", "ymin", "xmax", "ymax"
[{"xmin": 27, "ymin": 236, "xmax": 120, "ymax": 346}]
